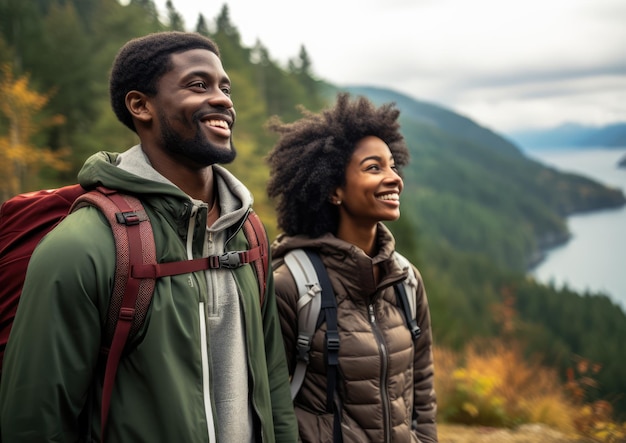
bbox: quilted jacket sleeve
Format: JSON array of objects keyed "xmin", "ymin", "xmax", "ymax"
[{"xmin": 412, "ymin": 266, "xmax": 438, "ymax": 442}]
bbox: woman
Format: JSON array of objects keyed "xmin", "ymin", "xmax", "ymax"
[{"xmin": 266, "ymin": 93, "xmax": 438, "ymax": 443}]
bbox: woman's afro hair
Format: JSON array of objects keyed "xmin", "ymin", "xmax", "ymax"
[
  {"xmin": 266, "ymin": 92, "xmax": 410, "ymax": 238},
  {"xmin": 109, "ymin": 31, "xmax": 220, "ymax": 133}
]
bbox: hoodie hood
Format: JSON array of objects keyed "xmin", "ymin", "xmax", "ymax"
[
  {"xmin": 78, "ymin": 149, "xmax": 186, "ymax": 199},
  {"xmin": 77, "ymin": 146, "xmax": 254, "ymax": 231}
]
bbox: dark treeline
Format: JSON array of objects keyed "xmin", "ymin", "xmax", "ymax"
[
  {"xmin": 0, "ymin": 0, "xmax": 326, "ymax": 219},
  {"xmin": 1, "ymin": 0, "xmax": 625, "ymax": 419}
]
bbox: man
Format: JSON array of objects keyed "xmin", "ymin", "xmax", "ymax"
[{"xmin": 0, "ymin": 32, "xmax": 298, "ymax": 442}]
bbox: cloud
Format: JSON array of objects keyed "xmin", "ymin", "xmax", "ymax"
[{"xmin": 155, "ymin": 0, "xmax": 626, "ymax": 133}]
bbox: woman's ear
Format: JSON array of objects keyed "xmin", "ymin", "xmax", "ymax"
[
  {"xmin": 125, "ymin": 90, "xmax": 152, "ymax": 124},
  {"xmin": 330, "ymin": 188, "xmax": 344, "ymax": 206}
]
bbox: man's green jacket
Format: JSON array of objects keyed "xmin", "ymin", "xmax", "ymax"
[{"xmin": 0, "ymin": 149, "xmax": 298, "ymax": 442}]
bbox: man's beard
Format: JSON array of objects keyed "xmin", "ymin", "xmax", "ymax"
[{"xmin": 160, "ymin": 113, "xmax": 237, "ymax": 166}]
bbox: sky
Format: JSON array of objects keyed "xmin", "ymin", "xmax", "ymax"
[{"xmin": 153, "ymin": 0, "xmax": 626, "ymax": 134}]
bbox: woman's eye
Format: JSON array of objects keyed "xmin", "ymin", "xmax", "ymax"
[{"xmin": 365, "ymin": 164, "xmax": 381, "ymax": 172}]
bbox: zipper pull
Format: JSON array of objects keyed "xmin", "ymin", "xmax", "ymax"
[{"xmin": 368, "ymin": 304, "xmax": 376, "ymax": 323}]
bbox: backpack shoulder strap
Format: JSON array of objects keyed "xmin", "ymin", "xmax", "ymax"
[
  {"xmin": 284, "ymin": 250, "xmax": 339, "ymax": 420},
  {"xmin": 73, "ymin": 188, "xmax": 157, "ymax": 345},
  {"xmin": 242, "ymin": 210, "xmax": 269, "ymax": 305},
  {"xmin": 71, "ymin": 186, "xmax": 157, "ymax": 440},
  {"xmin": 283, "ymin": 249, "xmax": 323, "ymax": 399},
  {"xmin": 303, "ymin": 250, "xmax": 341, "ymax": 442},
  {"xmin": 393, "ymin": 252, "xmax": 421, "ymax": 340}
]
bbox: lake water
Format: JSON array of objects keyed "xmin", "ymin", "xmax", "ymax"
[{"xmin": 524, "ymin": 147, "xmax": 626, "ymax": 310}]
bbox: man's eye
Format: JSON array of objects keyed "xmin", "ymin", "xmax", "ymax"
[
  {"xmin": 221, "ymin": 86, "xmax": 231, "ymax": 96},
  {"xmin": 191, "ymin": 81, "xmax": 207, "ymax": 89}
]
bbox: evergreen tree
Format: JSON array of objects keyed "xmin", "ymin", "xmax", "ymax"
[
  {"xmin": 195, "ymin": 13, "xmax": 210, "ymax": 36},
  {"xmin": 30, "ymin": 2, "xmax": 99, "ymax": 152},
  {"xmin": 0, "ymin": 0, "xmax": 43, "ymax": 71},
  {"xmin": 215, "ymin": 4, "xmax": 240, "ymax": 40},
  {"xmin": 165, "ymin": 0, "xmax": 185, "ymax": 31}
]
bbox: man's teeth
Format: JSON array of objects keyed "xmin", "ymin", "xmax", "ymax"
[
  {"xmin": 377, "ymin": 193, "xmax": 399, "ymax": 201},
  {"xmin": 207, "ymin": 120, "xmax": 228, "ymax": 129}
]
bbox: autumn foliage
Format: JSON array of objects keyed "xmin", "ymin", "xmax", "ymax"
[
  {"xmin": 433, "ymin": 293, "xmax": 626, "ymax": 442},
  {"xmin": 0, "ymin": 63, "xmax": 70, "ymax": 201}
]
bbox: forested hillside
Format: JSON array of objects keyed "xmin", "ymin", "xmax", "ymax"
[
  {"xmin": 343, "ymin": 86, "xmax": 626, "ymax": 270},
  {"xmin": 1, "ymin": 0, "xmax": 625, "ymax": 424}
]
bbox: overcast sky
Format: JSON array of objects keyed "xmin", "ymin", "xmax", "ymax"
[{"xmin": 153, "ymin": 0, "xmax": 626, "ymax": 134}]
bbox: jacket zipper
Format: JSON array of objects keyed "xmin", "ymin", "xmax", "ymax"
[
  {"xmin": 204, "ymin": 230, "xmax": 219, "ymax": 316},
  {"xmin": 186, "ymin": 205, "xmax": 198, "ymax": 259},
  {"xmin": 199, "ymin": 302, "xmax": 217, "ymax": 442},
  {"xmin": 368, "ymin": 303, "xmax": 392, "ymax": 443},
  {"xmin": 187, "ymin": 204, "xmax": 216, "ymax": 313}
]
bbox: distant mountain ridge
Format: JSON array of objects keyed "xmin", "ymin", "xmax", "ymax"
[
  {"xmin": 344, "ymin": 86, "xmax": 523, "ymax": 158},
  {"xmin": 336, "ymin": 85, "xmax": 626, "ymax": 270},
  {"xmin": 506, "ymin": 122, "xmax": 626, "ymax": 150}
]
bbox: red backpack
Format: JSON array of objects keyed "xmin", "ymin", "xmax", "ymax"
[{"xmin": 0, "ymin": 184, "xmax": 268, "ymax": 437}]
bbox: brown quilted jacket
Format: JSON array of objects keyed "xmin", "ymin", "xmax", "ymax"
[{"xmin": 272, "ymin": 224, "xmax": 438, "ymax": 443}]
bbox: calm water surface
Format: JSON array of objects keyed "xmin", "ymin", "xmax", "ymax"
[{"xmin": 525, "ymin": 147, "xmax": 626, "ymax": 310}]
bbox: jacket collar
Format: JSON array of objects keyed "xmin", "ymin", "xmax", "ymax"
[{"xmin": 272, "ymin": 223, "xmax": 405, "ymax": 297}]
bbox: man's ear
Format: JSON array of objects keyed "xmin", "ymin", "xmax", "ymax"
[{"xmin": 125, "ymin": 90, "xmax": 152, "ymax": 124}]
